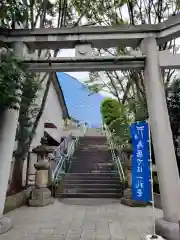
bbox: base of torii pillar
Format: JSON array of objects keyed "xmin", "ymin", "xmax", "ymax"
[
  {"xmin": 144, "ymin": 234, "xmax": 165, "ymax": 240},
  {"xmin": 155, "ymin": 218, "xmax": 180, "ymax": 240},
  {"xmin": 0, "ymin": 108, "xmax": 20, "ymax": 235},
  {"xmin": 0, "ymin": 217, "xmax": 12, "ymax": 235}
]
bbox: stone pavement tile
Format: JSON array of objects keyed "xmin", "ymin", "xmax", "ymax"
[
  {"xmin": 2, "ymin": 199, "xmax": 163, "ymax": 240},
  {"xmin": 95, "ymin": 237, "xmax": 110, "ymax": 240},
  {"xmin": 36, "ymin": 235, "xmax": 66, "ymax": 240},
  {"xmin": 83, "ymin": 222, "xmax": 96, "ymax": 231},
  {"xmin": 54, "ymin": 228, "xmax": 69, "ymax": 235},
  {"xmin": 38, "ymin": 228, "xmax": 55, "ymax": 235},
  {"xmin": 109, "ymin": 222, "xmax": 126, "ymax": 240},
  {"xmin": 136, "ymin": 227, "xmax": 152, "ymax": 240},
  {"xmin": 0, "ymin": 233, "xmax": 32, "ymax": 240},
  {"xmin": 123, "ymin": 229, "xmax": 141, "ymax": 240},
  {"xmin": 95, "ymin": 231, "xmax": 111, "ymax": 240},
  {"xmin": 8, "ymin": 233, "xmax": 36, "ymax": 240},
  {"xmin": 35, "ymin": 234, "xmax": 53, "ymax": 240},
  {"xmin": 66, "ymin": 229, "xmax": 82, "ymax": 240},
  {"xmin": 52, "ymin": 234, "xmax": 67, "ymax": 239},
  {"xmin": 53, "ymin": 222, "xmax": 71, "ymax": 234},
  {"xmin": 66, "ymin": 234, "xmax": 82, "ymax": 240},
  {"xmin": 80, "ymin": 230, "xmax": 95, "ymax": 240},
  {"xmin": 69, "ymin": 221, "xmax": 83, "ymax": 232},
  {"xmin": 67, "ymin": 230, "xmax": 82, "ymax": 236},
  {"xmin": 18, "ymin": 226, "xmax": 41, "ymax": 234},
  {"xmin": 95, "ymin": 226, "xmax": 110, "ymax": 239},
  {"xmin": 53, "ymin": 230, "xmax": 69, "ymax": 236},
  {"xmin": 68, "ymin": 227, "xmax": 82, "ymax": 233}
]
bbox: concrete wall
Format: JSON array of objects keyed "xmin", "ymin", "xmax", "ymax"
[
  {"xmin": 31, "ymin": 115, "xmax": 44, "ymax": 150},
  {"xmin": 43, "ymin": 81, "xmax": 64, "ymax": 142},
  {"xmin": 4, "ymin": 188, "xmax": 32, "ymax": 214}
]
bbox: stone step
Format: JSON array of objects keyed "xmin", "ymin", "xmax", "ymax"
[
  {"xmin": 74, "ymin": 149, "xmax": 109, "ymax": 153},
  {"xmin": 62, "ymin": 188, "xmax": 123, "ymax": 194},
  {"xmin": 64, "ymin": 179, "xmax": 121, "ymax": 185},
  {"xmin": 65, "ymin": 172, "xmax": 118, "ymax": 175},
  {"xmin": 70, "ymin": 162, "xmax": 114, "ymax": 166},
  {"xmin": 68, "ymin": 167, "xmax": 114, "ymax": 172},
  {"xmin": 79, "ymin": 139, "xmax": 107, "ymax": 145},
  {"xmin": 63, "ymin": 183, "xmax": 123, "ymax": 189},
  {"xmin": 59, "ymin": 134, "xmax": 123, "ymax": 198},
  {"xmin": 64, "ymin": 173, "xmax": 120, "ymax": 180},
  {"xmin": 56, "ymin": 192, "xmax": 123, "ymax": 198}
]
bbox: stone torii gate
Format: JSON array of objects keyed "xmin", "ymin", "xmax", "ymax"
[{"xmin": 1, "ymin": 14, "xmax": 180, "ymax": 240}]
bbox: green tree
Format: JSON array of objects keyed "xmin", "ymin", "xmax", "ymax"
[
  {"xmin": 74, "ymin": 0, "xmax": 179, "ymax": 118},
  {"xmin": 101, "ymin": 98, "xmax": 130, "ymax": 145},
  {"xmin": 167, "ymin": 79, "xmax": 180, "ymax": 155},
  {"xmin": 74, "ymin": 0, "xmax": 180, "ymax": 165},
  {"xmin": 101, "ymin": 98, "xmax": 122, "ymax": 126}
]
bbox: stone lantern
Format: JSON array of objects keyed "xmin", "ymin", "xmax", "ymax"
[
  {"xmin": 29, "ymin": 141, "xmax": 54, "ymax": 207},
  {"xmin": 121, "ymin": 143, "xmax": 147, "ymax": 207}
]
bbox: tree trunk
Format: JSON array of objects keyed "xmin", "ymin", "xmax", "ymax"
[
  {"xmin": 8, "ymin": 156, "xmax": 24, "ymax": 195},
  {"xmin": 25, "ymin": 152, "xmax": 30, "ymax": 188}
]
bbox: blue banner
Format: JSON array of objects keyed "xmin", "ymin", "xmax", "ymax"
[{"xmin": 130, "ymin": 121, "xmax": 151, "ymax": 202}]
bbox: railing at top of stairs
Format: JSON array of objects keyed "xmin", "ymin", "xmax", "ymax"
[
  {"xmin": 102, "ymin": 124, "xmax": 126, "ymax": 183},
  {"xmin": 52, "ymin": 123, "xmax": 88, "ymax": 187}
]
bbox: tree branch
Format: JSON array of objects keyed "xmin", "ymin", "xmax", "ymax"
[{"xmin": 105, "ymin": 71, "xmax": 121, "ymax": 103}]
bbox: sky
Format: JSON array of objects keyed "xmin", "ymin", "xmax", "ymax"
[
  {"xmin": 59, "ymin": 49, "xmax": 89, "ymax": 82},
  {"xmin": 57, "ymin": 72, "xmax": 105, "ymax": 127}
]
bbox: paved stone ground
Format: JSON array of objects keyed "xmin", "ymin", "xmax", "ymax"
[{"xmin": 2, "ymin": 199, "xmax": 163, "ymax": 240}]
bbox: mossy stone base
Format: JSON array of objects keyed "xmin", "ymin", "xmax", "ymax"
[
  {"xmin": 121, "ymin": 197, "xmax": 147, "ymax": 207},
  {"xmin": 0, "ymin": 217, "xmax": 12, "ymax": 235},
  {"xmin": 121, "ymin": 188, "xmax": 147, "ymax": 207}
]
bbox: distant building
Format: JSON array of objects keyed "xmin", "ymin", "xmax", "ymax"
[{"xmin": 9, "ymin": 73, "xmax": 70, "ymax": 188}]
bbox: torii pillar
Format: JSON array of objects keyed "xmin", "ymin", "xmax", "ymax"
[
  {"xmin": 141, "ymin": 37, "xmax": 180, "ymax": 240},
  {"xmin": 0, "ymin": 42, "xmax": 27, "ymax": 234}
]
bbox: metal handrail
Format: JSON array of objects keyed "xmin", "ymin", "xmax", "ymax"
[
  {"xmin": 52, "ymin": 123, "xmax": 88, "ymax": 186},
  {"xmin": 103, "ymin": 124, "xmax": 125, "ymax": 182},
  {"xmin": 54, "ymin": 133, "xmax": 72, "ymax": 158},
  {"xmin": 53, "ymin": 138, "xmax": 76, "ymax": 185}
]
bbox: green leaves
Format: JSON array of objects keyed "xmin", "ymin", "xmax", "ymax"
[
  {"xmin": 109, "ymin": 117, "xmax": 130, "ymax": 145},
  {"xmin": 101, "ymin": 98, "xmax": 131, "ymax": 145},
  {"xmin": 0, "ymin": 49, "xmax": 41, "ymax": 150},
  {"xmin": 101, "ymin": 98, "xmax": 122, "ymax": 125},
  {"xmin": 0, "ymin": 51, "xmax": 24, "ymax": 110},
  {"xmin": 0, "ymin": 0, "xmax": 30, "ymax": 28},
  {"xmin": 127, "ymin": 97, "xmax": 148, "ymax": 122},
  {"xmin": 167, "ymin": 79, "xmax": 180, "ymax": 140}
]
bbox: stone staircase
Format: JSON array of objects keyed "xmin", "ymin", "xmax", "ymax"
[{"xmin": 55, "ymin": 135, "xmax": 123, "ymax": 198}]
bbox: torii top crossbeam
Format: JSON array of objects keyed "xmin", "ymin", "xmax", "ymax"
[{"xmin": 1, "ymin": 14, "xmax": 180, "ymax": 50}]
